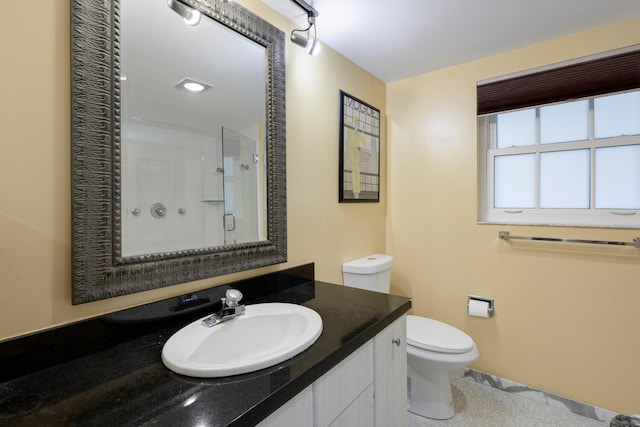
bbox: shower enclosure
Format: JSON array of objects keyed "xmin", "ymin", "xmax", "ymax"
[
  {"xmin": 121, "ymin": 120, "xmax": 264, "ymax": 256},
  {"xmin": 219, "ymin": 127, "xmax": 262, "ymax": 246}
]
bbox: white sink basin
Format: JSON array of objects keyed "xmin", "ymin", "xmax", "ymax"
[{"xmin": 161, "ymin": 303, "xmax": 323, "ymax": 378}]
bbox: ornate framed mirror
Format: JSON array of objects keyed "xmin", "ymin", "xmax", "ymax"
[{"xmin": 71, "ymin": 0, "xmax": 286, "ymax": 303}]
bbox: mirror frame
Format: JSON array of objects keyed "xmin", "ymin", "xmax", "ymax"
[{"xmin": 71, "ymin": 0, "xmax": 287, "ymax": 304}]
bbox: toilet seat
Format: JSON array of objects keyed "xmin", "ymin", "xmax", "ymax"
[{"xmin": 407, "ymin": 315, "xmax": 474, "ymax": 354}]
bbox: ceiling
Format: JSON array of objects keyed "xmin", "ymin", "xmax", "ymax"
[
  {"xmin": 263, "ymin": 0, "xmax": 640, "ymax": 83},
  {"xmin": 124, "ymin": 0, "xmax": 266, "ymax": 137}
]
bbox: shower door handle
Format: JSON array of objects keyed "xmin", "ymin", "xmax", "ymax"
[{"xmin": 224, "ymin": 213, "xmax": 236, "ymax": 231}]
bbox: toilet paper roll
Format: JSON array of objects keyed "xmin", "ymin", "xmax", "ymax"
[{"xmin": 468, "ymin": 299, "xmax": 491, "ymax": 318}]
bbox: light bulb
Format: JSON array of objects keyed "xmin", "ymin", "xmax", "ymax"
[
  {"xmin": 183, "ymin": 9, "xmax": 201, "ymax": 26},
  {"xmin": 183, "ymin": 82, "xmax": 205, "ymax": 92},
  {"xmin": 308, "ymin": 38, "xmax": 321, "ymax": 56}
]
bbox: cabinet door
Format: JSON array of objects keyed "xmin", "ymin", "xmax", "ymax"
[
  {"xmin": 374, "ymin": 315, "xmax": 407, "ymax": 427},
  {"xmin": 256, "ymin": 386, "xmax": 313, "ymax": 427}
]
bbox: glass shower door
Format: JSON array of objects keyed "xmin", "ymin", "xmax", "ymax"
[{"xmin": 221, "ymin": 127, "xmax": 260, "ymax": 245}]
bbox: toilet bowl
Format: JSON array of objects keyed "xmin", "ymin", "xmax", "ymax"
[
  {"xmin": 406, "ymin": 315, "xmax": 479, "ymax": 419},
  {"xmin": 342, "ymin": 254, "xmax": 479, "ymax": 420}
]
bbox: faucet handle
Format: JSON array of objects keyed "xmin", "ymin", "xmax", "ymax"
[{"xmin": 225, "ymin": 289, "xmax": 243, "ymax": 308}]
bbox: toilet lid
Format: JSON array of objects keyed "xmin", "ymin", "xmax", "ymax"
[{"xmin": 406, "ymin": 315, "xmax": 475, "ymax": 354}]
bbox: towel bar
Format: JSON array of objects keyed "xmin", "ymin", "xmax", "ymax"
[{"xmin": 498, "ymin": 231, "xmax": 640, "ymax": 248}]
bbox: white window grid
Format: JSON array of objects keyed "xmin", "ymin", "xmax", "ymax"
[{"xmin": 479, "ymin": 93, "xmax": 640, "ymax": 228}]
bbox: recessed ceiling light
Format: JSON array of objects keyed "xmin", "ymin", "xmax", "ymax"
[{"xmin": 176, "ymin": 78, "xmax": 212, "ymax": 93}]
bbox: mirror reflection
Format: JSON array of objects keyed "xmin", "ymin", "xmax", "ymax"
[{"xmin": 120, "ymin": 0, "xmax": 267, "ymax": 256}]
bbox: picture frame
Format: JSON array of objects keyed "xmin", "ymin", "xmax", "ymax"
[{"xmin": 339, "ymin": 91, "xmax": 381, "ymax": 203}]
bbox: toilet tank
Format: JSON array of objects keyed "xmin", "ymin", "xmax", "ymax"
[{"xmin": 342, "ymin": 254, "xmax": 394, "ymax": 293}]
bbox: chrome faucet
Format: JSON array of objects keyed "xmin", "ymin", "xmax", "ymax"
[{"xmin": 201, "ymin": 289, "xmax": 246, "ymax": 327}]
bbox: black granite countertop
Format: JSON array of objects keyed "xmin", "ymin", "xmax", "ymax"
[{"xmin": 0, "ymin": 264, "xmax": 411, "ymax": 426}]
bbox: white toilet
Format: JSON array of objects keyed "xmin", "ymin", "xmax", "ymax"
[{"xmin": 342, "ymin": 254, "xmax": 479, "ymax": 420}]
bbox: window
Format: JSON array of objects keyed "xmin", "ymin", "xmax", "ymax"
[
  {"xmin": 477, "ymin": 47, "xmax": 640, "ymax": 228},
  {"xmin": 479, "ymin": 90, "xmax": 640, "ymax": 227},
  {"xmin": 477, "ymin": 45, "xmax": 640, "ymax": 228}
]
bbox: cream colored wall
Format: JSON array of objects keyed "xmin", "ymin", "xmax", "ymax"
[
  {"xmin": 0, "ymin": 0, "xmax": 386, "ymax": 340},
  {"xmin": 387, "ymin": 17, "xmax": 640, "ymax": 414}
]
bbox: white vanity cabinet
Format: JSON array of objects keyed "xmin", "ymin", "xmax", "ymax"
[
  {"xmin": 374, "ymin": 313, "xmax": 408, "ymax": 427},
  {"xmin": 258, "ymin": 314, "xmax": 407, "ymax": 427}
]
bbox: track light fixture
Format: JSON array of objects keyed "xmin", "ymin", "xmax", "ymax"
[
  {"xmin": 167, "ymin": 0, "xmax": 202, "ymax": 26},
  {"xmin": 289, "ymin": 0, "xmax": 320, "ymax": 56}
]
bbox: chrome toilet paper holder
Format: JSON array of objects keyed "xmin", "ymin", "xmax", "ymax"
[{"xmin": 468, "ymin": 295, "xmax": 495, "ymax": 318}]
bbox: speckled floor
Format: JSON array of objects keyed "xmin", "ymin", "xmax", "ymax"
[{"xmin": 408, "ymin": 375, "xmax": 604, "ymax": 427}]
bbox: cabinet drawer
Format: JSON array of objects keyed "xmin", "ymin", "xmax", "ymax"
[
  {"xmin": 314, "ymin": 341, "xmax": 374, "ymax": 426},
  {"xmin": 257, "ymin": 386, "xmax": 313, "ymax": 427},
  {"xmin": 329, "ymin": 383, "xmax": 374, "ymax": 427}
]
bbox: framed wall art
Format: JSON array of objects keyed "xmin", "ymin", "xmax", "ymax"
[{"xmin": 339, "ymin": 91, "xmax": 381, "ymax": 203}]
